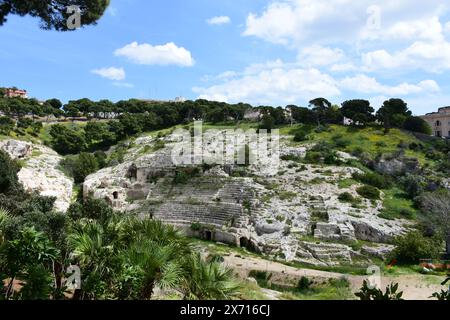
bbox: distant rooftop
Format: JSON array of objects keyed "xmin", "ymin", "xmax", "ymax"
[{"xmin": 424, "ymin": 107, "xmax": 450, "ymax": 116}]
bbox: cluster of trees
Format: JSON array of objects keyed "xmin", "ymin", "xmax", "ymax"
[
  {"xmin": 0, "ymin": 94, "xmax": 433, "ymax": 143},
  {"xmin": 0, "ymin": 116, "xmax": 43, "ymax": 137},
  {"xmin": 285, "ymin": 98, "xmax": 430, "ymax": 134},
  {"xmin": 254, "ymin": 97, "xmax": 430, "ymax": 135},
  {"xmin": 0, "ymin": 94, "xmax": 431, "ymax": 135},
  {"xmin": 0, "ymin": 96, "xmax": 65, "ymax": 119},
  {"xmin": 0, "ymin": 150, "xmax": 239, "ymax": 300}
]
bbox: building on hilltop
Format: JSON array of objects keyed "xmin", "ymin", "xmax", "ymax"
[
  {"xmin": 420, "ymin": 107, "xmax": 450, "ymax": 138},
  {"xmin": 174, "ymin": 96, "xmax": 186, "ymax": 103},
  {"xmin": 139, "ymin": 96, "xmax": 187, "ymax": 104},
  {"xmin": 5, "ymin": 87, "xmax": 28, "ymax": 98}
]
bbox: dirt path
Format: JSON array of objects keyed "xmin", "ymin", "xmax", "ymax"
[{"xmin": 223, "ymin": 253, "xmax": 444, "ymax": 300}]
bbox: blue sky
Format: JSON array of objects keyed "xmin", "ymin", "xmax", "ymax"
[{"xmin": 1, "ymin": 0, "xmax": 450, "ymax": 115}]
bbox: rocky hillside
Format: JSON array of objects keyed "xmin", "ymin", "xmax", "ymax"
[
  {"xmin": 3, "ymin": 124, "xmax": 444, "ymax": 268},
  {"xmin": 83, "ymin": 129, "xmax": 413, "ymax": 267},
  {"xmin": 0, "ymin": 139, "xmax": 73, "ymax": 212}
]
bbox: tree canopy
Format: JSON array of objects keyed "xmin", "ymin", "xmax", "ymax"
[
  {"xmin": 0, "ymin": 0, "xmax": 110, "ymax": 31},
  {"xmin": 341, "ymin": 99, "xmax": 375, "ymax": 126}
]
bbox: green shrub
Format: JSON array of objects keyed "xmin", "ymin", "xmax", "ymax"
[
  {"xmin": 311, "ymin": 209, "xmax": 329, "ymax": 222},
  {"xmin": 0, "ymin": 150, "xmax": 19, "ymax": 193},
  {"xmin": 153, "ymin": 139, "xmax": 165, "ymax": 151},
  {"xmin": 60, "ymin": 152, "xmax": 99, "ymax": 184},
  {"xmin": 297, "ymin": 276, "xmax": 312, "ymax": 292},
  {"xmin": 391, "ymin": 231, "xmax": 442, "ymax": 264},
  {"xmin": 353, "ymin": 172, "xmax": 392, "ymax": 189},
  {"xmin": 293, "ymin": 131, "xmax": 308, "ymax": 142},
  {"xmin": 305, "ymin": 143, "xmax": 341, "ymax": 165},
  {"xmin": 16, "ymin": 118, "xmax": 33, "ymax": 129},
  {"xmin": 331, "ymin": 134, "xmax": 351, "ymax": 148},
  {"xmin": 356, "ymin": 185, "xmax": 381, "ymax": 200},
  {"xmin": 0, "ymin": 116, "xmax": 15, "ymax": 135},
  {"xmin": 403, "ymin": 116, "xmax": 432, "ymax": 135},
  {"xmin": 338, "ymin": 192, "xmax": 358, "ymax": 203},
  {"xmin": 190, "ymin": 222, "xmax": 202, "ymax": 231},
  {"xmin": 281, "ymin": 154, "xmax": 303, "ymax": 162},
  {"xmin": 49, "ymin": 124, "xmax": 86, "ymax": 155},
  {"xmin": 173, "ymin": 167, "xmax": 200, "ymax": 184},
  {"xmin": 248, "ymin": 270, "xmax": 273, "ymax": 288}
]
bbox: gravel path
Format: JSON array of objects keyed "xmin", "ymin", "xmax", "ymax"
[{"xmin": 224, "ymin": 253, "xmax": 444, "ymax": 300}]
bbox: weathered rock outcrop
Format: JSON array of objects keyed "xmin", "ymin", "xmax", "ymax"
[
  {"xmin": 361, "ymin": 244, "xmax": 396, "ymax": 260},
  {"xmin": 0, "ymin": 139, "xmax": 32, "ymax": 159},
  {"xmin": 374, "ymin": 155, "xmax": 420, "ymax": 176},
  {"xmin": 83, "ymin": 132, "xmax": 409, "ymax": 266},
  {"xmin": 0, "ymin": 139, "xmax": 73, "ymax": 212}
]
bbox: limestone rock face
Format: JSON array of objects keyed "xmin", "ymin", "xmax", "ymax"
[
  {"xmin": 374, "ymin": 156, "xmax": 420, "ymax": 176},
  {"xmin": 361, "ymin": 244, "xmax": 396, "ymax": 260},
  {"xmin": 301, "ymin": 242, "xmax": 354, "ymax": 265},
  {"xmin": 0, "ymin": 139, "xmax": 73, "ymax": 212},
  {"xmin": 0, "ymin": 139, "xmax": 32, "ymax": 159},
  {"xmin": 83, "ymin": 132, "xmax": 411, "ymax": 266}
]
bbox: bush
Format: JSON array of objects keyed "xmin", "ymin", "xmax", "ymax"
[
  {"xmin": 399, "ymin": 174, "xmax": 425, "ymax": 199},
  {"xmin": 248, "ymin": 270, "xmax": 272, "ymax": 288},
  {"xmin": 173, "ymin": 168, "xmax": 200, "ymax": 184},
  {"xmin": 353, "ymin": 172, "xmax": 392, "ymax": 189},
  {"xmin": 0, "ymin": 116, "xmax": 15, "ymax": 135},
  {"xmin": 67, "ymin": 197, "xmax": 114, "ymax": 222},
  {"xmin": 297, "ymin": 277, "xmax": 312, "ymax": 292},
  {"xmin": 356, "ymin": 185, "xmax": 381, "ymax": 200},
  {"xmin": 49, "ymin": 124, "xmax": 86, "ymax": 155},
  {"xmin": 391, "ymin": 231, "xmax": 441, "ymax": 264},
  {"xmin": 338, "ymin": 192, "xmax": 355, "ymax": 203},
  {"xmin": 16, "ymin": 117, "xmax": 34, "ymax": 129},
  {"xmin": 293, "ymin": 131, "xmax": 308, "ymax": 142},
  {"xmin": 304, "ymin": 142, "xmax": 341, "ymax": 165},
  {"xmin": 416, "ymin": 190, "xmax": 450, "ymax": 238},
  {"xmin": 60, "ymin": 152, "xmax": 99, "ymax": 184},
  {"xmin": 291, "ymin": 125, "xmax": 314, "ymax": 142},
  {"xmin": 331, "ymin": 134, "xmax": 350, "ymax": 149},
  {"xmin": 0, "ymin": 151, "xmax": 19, "ymax": 193},
  {"xmin": 403, "ymin": 116, "xmax": 432, "ymax": 135}
]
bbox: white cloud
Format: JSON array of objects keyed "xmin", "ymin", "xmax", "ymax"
[
  {"xmin": 114, "ymin": 42, "xmax": 195, "ymax": 67},
  {"xmin": 383, "ymin": 17, "xmax": 444, "ymax": 41},
  {"xmin": 330, "ymin": 63, "xmax": 358, "ymax": 72},
  {"xmin": 91, "ymin": 67, "xmax": 126, "ymax": 81},
  {"xmin": 445, "ymin": 21, "xmax": 450, "ymax": 34},
  {"xmin": 362, "ymin": 40, "xmax": 450, "ymax": 73},
  {"xmin": 112, "ymin": 82, "xmax": 134, "ymax": 88},
  {"xmin": 195, "ymin": 60, "xmax": 440, "ymax": 105},
  {"xmin": 243, "ymin": 2, "xmax": 302, "ymax": 45},
  {"xmin": 340, "ymin": 74, "xmax": 440, "ymax": 95},
  {"xmin": 206, "ymin": 16, "xmax": 231, "ymax": 25},
  {"xmin": 241, "ymin": 0, "xmax": 450, "ymax": 74},
  {"xmin": 297, "ymin": 46, "xmax": 344, "ymax": 67},
  {"xmin": 243, "ymin": 0, "xmax": 447, "ymax": 46},
  {"xmin": 194, "ymin": 66, "xmax": 341, "ymax": 105}
]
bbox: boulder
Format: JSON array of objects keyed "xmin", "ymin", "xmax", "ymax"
[
  {"xmin": 0, "ymin": 139, "xmax": 32, "ymax": 159},
  {"xmin": 301, "ymin": 242, "xmax": 353, "ymax": 264},
  {"xmin": 313, "ymin": 222, "xmax": 340, "ymax": 240},
  {"xmin": 255, "ymin": 222, "xmax": 284, "ymax": 235},
  {"xmin": 374, "ymin": 156, "xmax": 419, "ymax": 176},
  {"xmin": 361, "ymin": 244, "xmax": 396, "ymax": 260}
]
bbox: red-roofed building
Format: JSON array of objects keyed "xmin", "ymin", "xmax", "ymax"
[{"xmin": 5, "ymin": 88, "xmax": 28, "ymax": 98}]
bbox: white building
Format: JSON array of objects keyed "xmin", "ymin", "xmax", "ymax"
[{"xmin": 420, "ymin": 107, "xmax": 450, "ymax": 138}]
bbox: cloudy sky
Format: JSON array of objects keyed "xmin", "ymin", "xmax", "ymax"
[{"xmin": 1, "ymin": 0, "xmax": 450, "ymax": 114}]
